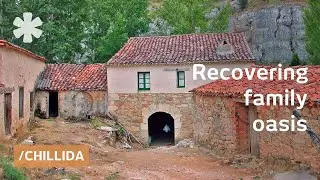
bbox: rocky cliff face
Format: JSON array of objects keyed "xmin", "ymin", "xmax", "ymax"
[{"xmin": 231, "ymin": 5, "xmax": 308, "ymax": 64}]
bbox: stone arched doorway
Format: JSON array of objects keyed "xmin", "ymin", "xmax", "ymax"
[
  {"xmin": 141, "ymin": 104, "xmax": 182, "ymax": 145},
  {"xmin": 148, "ymin": 112, "xmax": 174, "ymax": 145}
]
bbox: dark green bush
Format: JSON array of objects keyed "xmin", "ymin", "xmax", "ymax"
[
  {"xmin": 1, "ymin": 160, "xmax": 26, "ymax": 180},
  {"xmin": 239, "ymin": 0, "xmax": 248, "ymax": 10},
  {"xmin": 290, "ymin": 54, "xmax": 301, "ymax": 66}
]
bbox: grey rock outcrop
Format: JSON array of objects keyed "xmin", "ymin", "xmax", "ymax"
[{"xmin": 231, "ymin": 5, "xmax": 308, "ymax": 64}]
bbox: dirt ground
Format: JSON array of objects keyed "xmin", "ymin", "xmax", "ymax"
[
  {"xmin": 4, "ymin": 118, "xmax": 270, "ymax": 179},
  {"xmin": 18, "ymin": 118, "xmax": 267, "ymax": 180}
]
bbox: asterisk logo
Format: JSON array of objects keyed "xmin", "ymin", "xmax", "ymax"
[{"xmin": 13, "ymin": 12, "xmax": 43, "ymax": 43}]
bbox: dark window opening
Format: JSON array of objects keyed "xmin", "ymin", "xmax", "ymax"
[
  {"xmin": 30, "ymin": 91, "xmax": 34, "ymax": 111},
  {"xmin": 19, "ymin": 87, "xmax": 24, "ymax": 118},
  {"xmin": 4, "ymin": 93, "xmax": 12, "ymax": 135},
  {"xmin": 49, "ymin": 92, "xmax": 59, "ymax": 117},
  {"xmin": 148, "ymin": 112, "xmax": 174, "ymax": 146}
]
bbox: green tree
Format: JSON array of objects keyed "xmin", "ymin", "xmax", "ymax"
[
  {"xmin": 0, "ymin": 0, "xmax": 149, "ymax": 63},
  {"xmin": 96, "ymin": 13, "xmax": 128, "ymax": 62},
  {"xmin": 304, "ymin": 0, "xmax": 320, "ymax": 65},
  {"xmin": 0, "ymin": 0, "xmax": 23, "ymax": 41},
  {"xmin": 82, "ymin": 0, "xmax": 149, "ymax": 63},
  {"xmin": 157, "ymin": 0, "xmax": 232, "ymax": 34},
  {"xmin": 209, "ymin": 3, "xmax": 232, "ymax": 33},
  {"xmin": 158, "ymin": 0, "xmax": 212, "ymax": 34},
  {"xmin": 1, "ymin": 0, "xmax": 88, "ymax": 63}
]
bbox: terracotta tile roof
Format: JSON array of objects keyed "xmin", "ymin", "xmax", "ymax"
[
  {"xmin": 0, "ymin": 40, "xmax": 46, "ymax": 62},
  {"xmin": 192, "ymin": 65, "xmax": 320, "ymax": 105},
  {"xmin": 108, "ymin": 33, "xmax": 255, "ymax": 66},
  {"xmin": 36, "ymin": 64, "xmax": 108, "ymax": 91}
]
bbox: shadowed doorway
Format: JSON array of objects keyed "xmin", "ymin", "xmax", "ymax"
[
  {"xmin": 148, "ymin": 112, "xmax": 174, "ymax": 146},
  {"xmin": 49, "ymin": 92, "xmax": 59, "ymax": 117}
]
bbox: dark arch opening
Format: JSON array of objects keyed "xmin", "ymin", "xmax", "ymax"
[{"xmin": 148, "ymin": 112, "xmax": 175, "ymax": 146}]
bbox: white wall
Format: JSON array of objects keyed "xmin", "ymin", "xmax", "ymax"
[{"xmin": 107, "ymin": 63, "xmax": 253, "ymax": 94}]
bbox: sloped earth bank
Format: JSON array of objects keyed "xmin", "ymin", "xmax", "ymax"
[{"xmin": 17, "ymin": 119, "xmax": 266, "ymax": 179}]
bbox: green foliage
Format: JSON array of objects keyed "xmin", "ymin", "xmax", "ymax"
[
  {"xmin": 0, "ymin": 157, "xmax": 26, "ymax": 180},
  {"xmin": 90, "ymin": 118, "xmax": 106, "ymax": 129},
  {"xmin": 96, "ymin": 13, "xmax": 128, "ymax": 62},
  {"xmin": 82, "ymin": 0, "xmax": 149, "ymax": 63},
  {"xmin": 117, "ymin": 126, "xmax": 125, "ymax": 136},
  {"xmin": 304, "ymin": 0, "xmax": 320, "ymax": 64},
  {"xmin": 105, "ymin": 172, "xmax": 120, "ymax": 180},
  {"xmin": 239, "ymin": 0, "xmax": 248, "ymax": 10},
  {"xmin": 66, "ymin": 174, "xmax": 81, "ymax": 180},
  {"xmin": 290, "ymin": 54, "xmax": 301, "ymax": 66},
  {"xmin": 267, "ymin": 0, "xmax": 280, "ymax": 4},
  {"xmin": 210, "ymin": 3, "xmax": 233, "ymax": 33},
  {"xmin": 0, "ymin": 0, "xmax": 149, "ymax": 63},
  {"xmin": 158, "ymin": 0, "xmax": 215, "ymax": 34}
]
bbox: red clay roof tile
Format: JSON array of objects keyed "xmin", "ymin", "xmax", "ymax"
[
  {"xmin": 192, "ymin": 65, "xmax": 320, "ymax": 104},
  {"xmin": 108, "ymin": 33, "xmax": 255, "ymax": 66},
  {"xmin": 36, "ymin": 64, "xmax": 107, "ymax": 91}
]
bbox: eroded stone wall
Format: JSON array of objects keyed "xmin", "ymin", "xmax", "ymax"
[
  {"xmin": 193, "ymin": 95, "xmax": 239, "ymax": 155},
  {"xmin": 257, "ymin": 105, "xmax": 320, "ymax": 171},
  {"xmin": 108, "ymin": 93, "xmax": 195, "ymax": 143},
  {"xmin": 194, "ymin": 94, "xmax": 320, "ymax": 172},
  {"xmin": 35, "ymin": 91, "xmax": 49, "ymax": 118},
  {"xmin": 35, "ymin": 90, "xmax": 106, "ymax": 118}
]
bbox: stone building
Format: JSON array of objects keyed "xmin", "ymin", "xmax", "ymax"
[
  {"xmin": 35, "ymin": 64, "xmax": 108, "ymax": 119},
  {"xmin": 192, "ymin": 65, "xmax": 320, "ymax": 171},
  {"xmin": 107, "ymin": 33, "xmax": 256, "ymax": 145},
  {"xmin": 0, "ymin": 40, "xmax": 46, "ymax": 137}
]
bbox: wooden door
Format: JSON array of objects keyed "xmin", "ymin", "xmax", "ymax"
[
  {"xmin": 249, "ymin": 105, "xmax": 260, "ymax": 157},
  {"xmin": 4, "ymin": 93, "xmax": 12, "ymax": 135}
]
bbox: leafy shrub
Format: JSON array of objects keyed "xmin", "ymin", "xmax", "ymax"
[
  {"xmin": 105, "ymin": 172, "xmax": 120, "ymax": 180},
  {"xmin": 90, "ymin": 118, "xmax": 106, "ymax": 129},
  {"xmin": 290, "ymin": 54, "xmax": 301, "ymax": 66},
  {"xmin": 0, "ymin": 158, "xmax": 26, "ymax": 180},
  {"xmin": 239, "ymin": 0, "xmax": 248, "ymax": 10}
]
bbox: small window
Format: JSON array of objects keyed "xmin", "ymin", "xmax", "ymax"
[
  {"xmin": 19, "ymin": 87, "xmax": 24, "ymax": 118},
  {"xmin": 30, "ymin": 91, "xmax": 34, "ymax": 111},
  {"xmin": 138, "ymin": 72, "xmax": 150, "ymax": 90},
  {"xmin": 177, "ymin": 71, "xmax": 185, "ymax": 88}
]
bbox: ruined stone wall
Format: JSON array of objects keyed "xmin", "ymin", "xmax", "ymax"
[
  {"xmin": 231, "ymin": 5, "xmax": 308, "ymax": 64},
  {"xmin": 35, "ymin": 90, "xmax": 106, "ymax": 118},
  {"xmin": 108, "ymin": 93, "xmax": 195, "ymax": 144},
  {"xmin": 257, "ymin": 105, "xmax": 320, "ymax": 171},
  {"xmin": 35, "ymin": 91, "xmax": 49, "ymax": 118},
  {"xmin": 59, "ymin": 91, "xmax": 106, "ymax": 118},
  {"xmin": 194, "ymin": 94, "xmax": 320, "ymax": 171},
  {"xmin": 193, "ymin": 95, "xmax": 239, "ymax": 155}
]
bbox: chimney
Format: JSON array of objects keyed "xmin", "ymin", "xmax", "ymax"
[{"xmin": 216, "ymin": 40, "xmax": 234, "ymax": 56}]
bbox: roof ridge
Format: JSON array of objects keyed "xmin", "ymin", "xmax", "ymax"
[
  {"xmin": 108, "ymin": 32, "xmax": 255, "ymax": 66},
  {"xmin": 0, "ymin": 40, "xmax": 46, "ymax": 62},
  {"xmin": 130, "ymin": 32, "xmax": 245, "ymax": 40}
]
